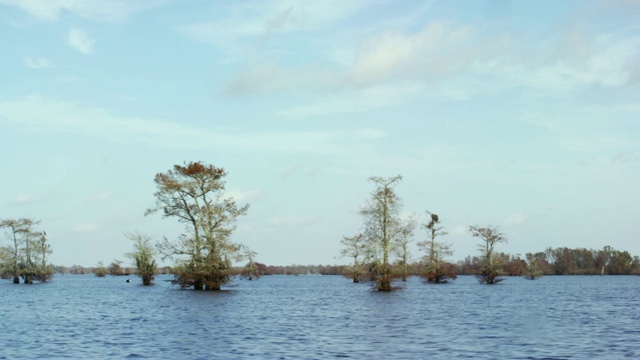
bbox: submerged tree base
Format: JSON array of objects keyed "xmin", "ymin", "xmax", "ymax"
[
  {"xmin": 375, "ymin": 275, "xmax": 393, "ymax": 292},
  {"xmin": 476, "ymin": 274, "xmax": 505, "ymax": 284},
  {"xmin": 424, "ymin": 268, "xmax": 458, "ymax": 284}
]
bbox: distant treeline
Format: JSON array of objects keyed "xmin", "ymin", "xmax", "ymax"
[
  {"xmin": 229, "ymin": 246, "xmax": 640, "ymax": 277},
  {"xmin": 48, "ymin": 245, "xmax": 639, "ymax": 279}
]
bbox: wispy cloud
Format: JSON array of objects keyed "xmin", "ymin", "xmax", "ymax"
[
  {"xmin": 9, "ymin": 193, "xmax": 42, "ymax": 205},
  {"xmin": 276, "ymin": 84, "xmax": 419, "ymax": 119},
  {"xmin": 612, "ymin": 151, "xmax": 639, "ymax": 164},
  {"xmin": 24, "ymin": 56, "xmax": 53, "ymax": 69},
  {"xmin": 182, "ymin": 1, "xmax": 368, "ymax": 42},
  {"xmin": 221, "ymin": 16, "xmax": 639, "ymax": 105},
  {"xmin": 68, "ymin": 28, "xmax": 94, "ymax": 54},
  {"xmin": 0, "ymin": 0, "xmax": 164, "ymax": 21},
  {"xmin": 0, "ymin": 95, "xmax": 367, "ymax": 156},
  {"xmin": 180, "ymin": 0, "xmax": 370, "ymax": 64}
]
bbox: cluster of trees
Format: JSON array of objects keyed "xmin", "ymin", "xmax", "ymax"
[
  {"xmin": 1, "ymin": 161, "xmax": 254, "ymax": 290},
  {"xmin": 340, "ymin": 176, "xmax": 466, "ymax": 291},
  {"xmin": 90, "ymin": 233, "xmax": 158, "ymax": 285},
  {"xmin": 6, "ymin": 165, "xmax": 638, "ymax": 292},
  {"xmin": 339, "ymin": 175, "xmax": 640, "ymax": 290},
  {"xmin": 238, "ymin": 244, "xmax": 640, "ymax": 279},
  {"xmin": 0, "ymin": 218, "xmax": 53, "ymax": 284},
  {"xmin": 457, "ymin": 246, "xmax": 640, "ymax": 277},
  {"xmin": 59, "ymin": 264, "xmax": 172, "ymax": 276}
]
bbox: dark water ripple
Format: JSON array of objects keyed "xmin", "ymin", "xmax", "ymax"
[{"xmin": 0, "ymin": 274, "xmax": 638, "ymax": 359}]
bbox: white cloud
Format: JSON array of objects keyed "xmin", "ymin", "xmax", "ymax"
[
  {"xmin": 505, "ymin": 213, "xmax": 527, "ymax": 225},
  {"xmin": 68, "ymin": 28, "xmax": 94, "ymax": 54},
  {"xmin": 89, "ymin": 191, "xmax": 113, "ymax": 203},
  {"xmin": 24, "ymin": 56, "xmax": 52, "ymax": 69},
  {"xmin": 9, "ymin": 193, "xmax": 39, "ymax": 205},
  {"xmin": 349, "ymin": 21, "xmax": 474, "ymax": 86},
  {"xmin": 277, "ymin": 84, "xmax": 420, "ymax": 119},
  {"xmin": 220, "ymin": 16, "xmax": 639, "ymax": 105},
  {"xmin": 270, "ymin": 214, "xmax": 315, "ymax": 227},
  {"xmin": 355, "ymin": 128, "xmax": 386, "ymax": 140},
  {"xmin": 225, "ymin": 189, "xmax": 261, "ymax": 203},
  {"xmin": 223, "ymin": 61, "xmax": 340, "ymax": 96},
  {"xmin": 449, "ymin": 225, "xmax": 468, "ymax": 236},
  {"xmin": 72, "ymin": 223, "xmax": 97, "ymax": 233},
  {"xmin": 0, "ymin": 0, "xmax": 164, "ymax": 21}
]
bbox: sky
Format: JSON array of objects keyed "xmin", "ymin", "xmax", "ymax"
[{"xmin": 1, "ymin": 0, "xmax": 639, "ymax": 267}]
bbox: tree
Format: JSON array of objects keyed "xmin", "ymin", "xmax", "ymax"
[
  {"xmin": 95, "ymin": 261, "xmax": 108, "ymax": 277},
  {"xmin": 0, "ymin": 218, "xmax": 51, "ymax": 284},
  {"xmin": 525, "ymin": 253, "xmax": 543, "ymax": 280},
  {"xmin": 240, "ymin": 246, "xmax": 260, "ymax": 281},
  {"xmin": 1, "ymin": 218, "xmax": 34, "ymax": 283},
  {"xmin": 340, "ymin": 233, "xmax": 367, "ymax": 283},
  {"xmin": 146, "ymin": 161, "xmax": 249, "ymax": 291},
  {"xmin": 0, "ymin": 245, "xmax": 11, "ymax": 279},
  {"xmin": 69, "ymin": 265, "xmax": 86, "ymax": 274},
  {"xmin": 469, "ymin": 225, "xmax": 507, "ymax": 284},
  {"xmin": 34, "ymin": 231, "xmax": 53, "ymax": 282},
  {"xmin": 360, "ymin": 175, "xmax": 403, "ymax": 291},
  {"xmin": 418, "ymin": 212, "xmax": 456, "ymax": 283},
  {"xmin": 126, "ymin": 232, "xmax": 157, "ymax": 285},
  {"xmin": 109, "ymin": 259, "xmax": 124, "ymax": 276},
  {"xmin": 394, "ymin": 216, "xmax": 417, "ymax": 282}
]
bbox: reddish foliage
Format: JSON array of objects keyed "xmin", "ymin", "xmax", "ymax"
[{"xmin": 184, "ymin": 162, "xmax": 206, "ymax": 175}]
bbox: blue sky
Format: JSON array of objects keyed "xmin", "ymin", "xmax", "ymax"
[{"xmin": 1, "ymin": 0, "xmax": 639, "ymax": 267}]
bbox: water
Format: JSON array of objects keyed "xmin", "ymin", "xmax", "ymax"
[{"xmin": 0, "ymin": 275, "xmax": 638, "ymax": 359}]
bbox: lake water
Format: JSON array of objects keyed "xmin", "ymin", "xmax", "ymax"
[{"xmin": 0, "ymin": 274, "xmax": 638, "ymax": 359}]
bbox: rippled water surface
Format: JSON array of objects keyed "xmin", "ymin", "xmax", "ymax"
[{"xmin": 0, "ymin": 274, "xmax": 638, "ymax": 359}]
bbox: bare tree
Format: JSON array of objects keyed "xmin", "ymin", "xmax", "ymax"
[
  {"xmin": 418, "ymin": 212, "xmax": 455, "ymax": 283},
  {"xmin": 469, "ymin": 225, "xmax": 507, "ymax": 284},
  {"xmin": 146, "ymin": 161, "xmax": 249, "ymax": 290},
  {"xmin": 340, "ymin": 233, "xmax": 367, "ymax": 283},
  {"xmin": 360, "ymin": 175, "xmax": 403, "ymax": 291}
]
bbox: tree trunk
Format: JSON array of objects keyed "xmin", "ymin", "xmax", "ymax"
[
  {"xmin": 13, "ymin": 275, "xmax": 19, "ymax": 284},
  {"xmin": 193, "ymin": 279, "xmax": 204, "ymax": 290}
]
